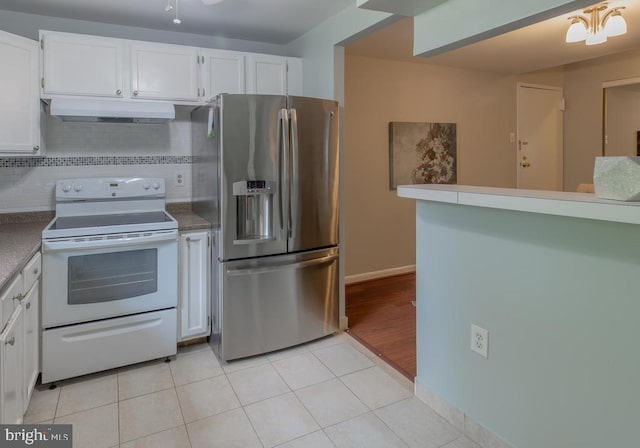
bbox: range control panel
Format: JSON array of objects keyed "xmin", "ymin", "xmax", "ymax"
[{"xmin": 56, "ymin": 177, "xmax": 166, "ymax": 200}]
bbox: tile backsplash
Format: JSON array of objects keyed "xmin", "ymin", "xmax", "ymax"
[{"xmin": 0, "ymin": 107, "xmax": 197, "ymax": 213}]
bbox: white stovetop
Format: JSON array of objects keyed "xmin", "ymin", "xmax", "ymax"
[{"xmin": 397, "ymin": 184, "xmax": 640, "ymax": 225}]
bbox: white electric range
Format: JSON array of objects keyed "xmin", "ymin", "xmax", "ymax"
[{"xmin": 41, "ymin": 177, "xmax": 179, "ymax": 383}]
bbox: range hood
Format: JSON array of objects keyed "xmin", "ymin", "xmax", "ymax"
[{"xmin": 49, "ymin": 98, "xmax": 175, "ymax": 124}]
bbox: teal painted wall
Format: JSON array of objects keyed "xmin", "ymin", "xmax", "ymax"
[
  {"xmin": 286, "ymin": 4, "xmax": 395, "ymax": 100},
  {"xmin": 412, "ymin": 0, "xmax": 595, "ymax": 57},
  {"xmin": 415, "ymin": 201, "xmax": 639, "ymax": 448}
]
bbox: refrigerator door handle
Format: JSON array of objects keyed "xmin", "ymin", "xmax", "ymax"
[
  {"xmin": 279, "ymin": 108, "xmax": 290, "ymax": 236},
  {"xmin": 289, "ymin": 108, "xmax": 299, "ymax": 239},
  {"xmin": 226, "ymin": 254, "xmax": 338, "ymax": 277}
]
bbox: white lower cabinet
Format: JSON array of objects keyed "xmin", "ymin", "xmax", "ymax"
[
  {"xmin": 1, "ymin": 305, "xmax": 24, "ymax": 425},
  {"xmin": 0, "ymin": 251, "xmax": 41, "ymax": 424},
  {"xmin": 22, "ymin": 281, "xmax": 39, "ymax": 411},
  {"xmin": 178, "ymin": 230, "xmax": 211, "ymax": 341}
]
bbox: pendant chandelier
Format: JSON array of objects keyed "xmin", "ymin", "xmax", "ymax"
[{"xmin": 565, "ymin": 3, "xmax": 627, "ymax": 46}]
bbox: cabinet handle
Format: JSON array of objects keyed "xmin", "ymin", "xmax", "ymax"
[
  {"xmin": 33, "ymin": 267, "xmax": 39, "ymax": 275},
  {"xmin": 186, "ymin": 236, "xmax": 191, "ymax": 242},
  {"xmin": 116, "ymin": 89, "xmax": 122, "ymax": 95},
  {"xmin": 197, "ymin": 88, "xmax": 201, "ymax": 97},
  {"xmin": 5, "ymin": 337, "xmax": 15, "ymax": 346},
  {"xmin": 26, "ymin": 302, "xmax": 31, "ymax": 310},
  {"xmin": 33, "ymin": 145, "xmax": 40, "ymax": 152},
  {"xmin": 133, "ymin": 90, "xmax": 139, "ymax": 96},
  {"xmin": 13, "ymin": 293, "xmax": 23, "ymax": 303},
  {"xmin": 203, "ymin": 88, "xmax": 205, "ymax": 97}
]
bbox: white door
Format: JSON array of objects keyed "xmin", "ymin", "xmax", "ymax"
[
  {"xmin": 22, "ymin": 282, "xmax": 39, "ymax": 411},
  {"xmin": 0, "ymin": 31, "xmax": 40, "ymax": 154},
  {"xmin": 246, "ymin": 54, "xmax": 288, "ymax": 95},
  {"xmin": 1, "ymin": 306, "xmax": 24, "ymax": 425},
  {"xmin": 202, "ymin": 50, "xmax": 245, "ymax": 97},
  {"xmin": 41, "ymin": 31, "xmax": 125, "ymax": 98},
  {"xmin": 178, "ymin": 231, "xmax": 210, "ymax": 341},
  {"xmin": 516, "ymin": 83, "xmax": 564, "ymax": 190},
  {"xmin": 130, "ymin": 43, "xmax": 200, "ymax": 102}
]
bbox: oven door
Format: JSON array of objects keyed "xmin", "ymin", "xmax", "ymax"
[{"xmin": 42, "ymin": 230, "xmax": 178, "ymax": 328}]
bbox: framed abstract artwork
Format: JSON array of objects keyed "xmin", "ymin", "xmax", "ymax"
[{"xmin": 388, "ymin": 122, "xmax": 457, "ymax": 189}]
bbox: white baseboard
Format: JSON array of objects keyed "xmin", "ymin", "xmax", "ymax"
[
  {"xmin": 415, "ymin": 379, "xmax": 513, "ymax": 448},
  {"xmin": 345, "ymin": 265, "xmax": 415, "ymax": 285},
  {"xmin": 339, "ymin": 315, "xmax": 348, "ymax": 330}
]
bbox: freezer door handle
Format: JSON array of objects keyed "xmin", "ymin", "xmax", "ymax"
[
  {"xmin": 226, "ymin": 254, "xmax": 338, "ymax": 277},
  {"xmin": 289, "ymin": 108, "xmax": 299, "ymax": 238},
  {"xmin": 279, "ymin": 108, "xmax": 290, "ymax": 236}
]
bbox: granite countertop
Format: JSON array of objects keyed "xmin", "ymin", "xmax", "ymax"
[
  {"xmin": 166, "ymin": 203, "xmax": 212, "ymax": 231},
  {"xmin": 0, "ymin": 220, "xmax": 49, "ymax": 294}
]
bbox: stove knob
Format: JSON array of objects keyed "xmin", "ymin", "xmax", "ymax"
[
  {"xmin": 73, "ymin": 184, "xmax": 83, "ymax": 192},
  {"xmin": 61, "ymin": 184, "xmax": 72, "ymax": 193},
  {"xmin": 142, "ymin": 182, "xmax": 151, "ymax": 190},
  {"xmin": 152, "ymin": 182, "xmax": 160, "ymax": 190}
]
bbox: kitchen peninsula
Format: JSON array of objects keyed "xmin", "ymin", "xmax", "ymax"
[{"xmin": 398, "ymin": 184, "xmax": 640, "ymax": 448}]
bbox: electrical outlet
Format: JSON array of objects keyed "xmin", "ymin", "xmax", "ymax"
[
  {"xmin": 471, "ymin": 324, "xmax": 488, "ymax": 358},
  {"xmin": 175, "ymin": 171, "xmax": 185, "ymax": 187}
]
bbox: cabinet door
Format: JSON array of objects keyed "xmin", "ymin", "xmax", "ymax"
[
  {"xmin": 0, "ymin": 307, "xmax": 24, "ymax": 425},
  {"xmin": 41, "ymin": 32, "xmax": 124, "ymax": 98},
  {"xmin": 202, "ymin": 50, "xmax": 245, "ymax": 97},
  {"xmin": 0, "ymin": 274, "xmax": 21, "ymax": 333},
  {"xmin": 0, "ymin": 31, "xmax": 40, "ymax": 155},
  {"xmin": 130, "ymin": 43, "xmax": 200, "ymax": 102},
  {"xmin": 286, "ymin": 58, "xmax": 303, "ymax": 96},
  {"xmin": 179, "ymin": 231, "xmax": 210, "ymax": 341},
  {"xmin": 246, "ymin": 54, "xmax": 288, "ymax": 95},
  {"xmin": 22, "ymin": 282, "xmax": 39, "ymax": 412}
]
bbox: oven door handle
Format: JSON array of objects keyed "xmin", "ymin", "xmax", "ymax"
[{"xmin": 42, "ymin": 230, "xmax": 178, "ymax": 253}]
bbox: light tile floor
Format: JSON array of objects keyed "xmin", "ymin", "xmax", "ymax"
[{"xmin": 24, "ymin": 332, "xmax": 480, "ymax": 448}]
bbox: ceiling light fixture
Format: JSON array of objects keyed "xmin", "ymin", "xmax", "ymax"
[
  {"xmin": 173, "ymin": 0, "xmax": 181, "ymax": 24},
  {"xmin": 565, "ymin": 3, "xmax": 627, "ymax": 46}
]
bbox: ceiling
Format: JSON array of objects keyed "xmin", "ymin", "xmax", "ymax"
[
  {"xmin": 0, "ymin": 0, "xmax": 355, "ymax": 44},
  {"xmin": 346, "ymin": 0, "xmax": 640, "ymax": 74}
]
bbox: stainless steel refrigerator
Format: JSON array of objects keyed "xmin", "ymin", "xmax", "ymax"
[{"xmin": 192, "ymin": 94, "xmax": 339, "ymax": 362}]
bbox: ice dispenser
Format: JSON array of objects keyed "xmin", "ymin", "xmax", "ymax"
[{"xmin": 233, "ymin": 180, "xmax": 275, "ymax": 243}]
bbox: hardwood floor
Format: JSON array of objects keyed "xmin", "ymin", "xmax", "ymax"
[{"xmin": 345, "ymin": 273, "xmax": 416, "ymax": 380}]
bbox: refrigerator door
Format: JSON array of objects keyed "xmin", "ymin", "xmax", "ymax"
[
  {"xmin": 219, "ymin": 94, "xmax": 288, "ymax": 261},
  {"xmin": 287, "ymin": 96, "xmax": 339, "ymax": 253},
  {"xmin": 218, "ymin": 247, "xmax": 339, "ymax": 361}
]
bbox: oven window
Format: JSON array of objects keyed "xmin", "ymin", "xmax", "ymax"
[{"xmin": 68, "ymin": 249, "xmax": 158, "ymax": 305}]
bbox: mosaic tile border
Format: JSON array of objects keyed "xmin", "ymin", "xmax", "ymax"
[{"xmin": 0, "ymin": 155, "xmax": 193, "ymax": 168}]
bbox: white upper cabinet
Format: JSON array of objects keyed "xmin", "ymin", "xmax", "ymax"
[
  {"xmin": 130, "ymin": 43, "xmax": 200, "ymax": 102},
  {"xmin": 246, "ymin": 53, "xmax": 288, "ymax": 95},
  {"xmin": 41, "ymin": 31, "xmax": 125, "ymax": 98},
  {"xmin": 0, "ymin": 31, "xmax": 41, "ymax": 155},
  {"xmin": 38, "ymin": 30, "xmax": 303, "ymax": 104},
  {"xmin": 202, "ymin": 49, "xmax": 245, "ymax": 97},
  {"xmin": 246, "ymin": 54, "xmax": 303, "ymax": 96},
  {"xmin": 286, "ymin": 58, "xmax": 303, "ymax": 96}
]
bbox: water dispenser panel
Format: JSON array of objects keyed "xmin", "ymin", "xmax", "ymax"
[{"xmin": 233, "ymin": 180, "xmax": 276, "ymax": 244}]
